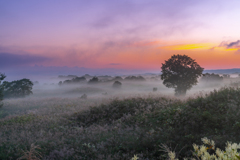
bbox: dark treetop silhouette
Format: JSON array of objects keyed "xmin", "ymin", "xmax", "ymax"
[
  {"xmin": 161, "ymin": 54, "xmax": 204, "ymax": 96},
  {"xmin": 0, "ymin": 73, "xmax": 6, "ymax": 107},
  {"xmin": 2, "ymin": 78, "xmax": 33, "ymax": 98}
]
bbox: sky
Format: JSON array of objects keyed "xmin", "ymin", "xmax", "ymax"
[{"xmin": 1, "ymin": 0, "xmax": 240, "ymax": 77}]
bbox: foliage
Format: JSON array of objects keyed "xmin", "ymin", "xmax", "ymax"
[
  {"xmin": 161, "ymin": 54, "xmax": 204, "ymax": 96},
  {"xmin": 80, "ymin": 93, "xmax": 87, "ymax": 99},
  {"xmin": 161, "ymin": 137, "xmax": 240, "ymax": 160},
  {"xmin": 88, "ymin": 77, "xmax": 99, "ymax": 84},
  {"xmin": 0, "ymin": 73, "xmax": 6, "ymax": 107},
  {"xmin": 58, "ymin": 81, "xmax": 62, "ymax": 86},
  {"xmin": 125, "ymin": 76, "xmax": 146, "ymax": 81},
  {"xmin": 18, "ymin": 143, "xmax": 42, "ymax": 160},
  {"xmin": 60, "ymin": 76, "xmax": 86, "ymax": 85},
  {"xmin": 2, "ymin": 78, "xmax": 33, "ymax": 98},
  {"xmin": 192, "ymin": 137, "xmax": 240, "ymax": 160},
  {"xmin": 1, "ymin": 87, "xmax": 240, "ymax": 159},
  {"xmin": 155, "ymin": 87, "xmax": 240, "ymax": 158}
]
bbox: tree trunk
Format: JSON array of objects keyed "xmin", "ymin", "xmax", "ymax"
[{"xmin": 175, "ymin": 87, "xmax": 187, "ymax": 96}]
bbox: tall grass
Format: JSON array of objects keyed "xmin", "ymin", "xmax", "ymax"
[{"xmin": 0, "ymin": 87, "xmax": 240, "ymax": 159}]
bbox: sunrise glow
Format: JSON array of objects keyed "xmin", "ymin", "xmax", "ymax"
[{"xmin": 1, "ymin": 0, "xmax": 240, "ymax": 75}]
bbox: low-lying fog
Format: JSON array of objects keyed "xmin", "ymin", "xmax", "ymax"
[
  {"xmin": 2, "ymin": 73, "xmax": 240, "ymax": 118},
  {"xmin": 29, "ymin": 73, "xmax": 240, "ymax": 99}
]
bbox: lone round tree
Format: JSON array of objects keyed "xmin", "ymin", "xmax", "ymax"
[{"xmin": 161, "ymin": 54, "xmax": 204, "ymax": 96}]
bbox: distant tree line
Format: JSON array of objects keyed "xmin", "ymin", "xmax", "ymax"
[
  {"xmin": 200, "ymin": 73, "xmax": 223, "ymax": 82},
  {"xmin": 59, "ymin": 76, "xmax": 86, "ymax": 86},
  {"xmin": 58, "ymin": 75, "xmax": 146, "ymax": 86}
]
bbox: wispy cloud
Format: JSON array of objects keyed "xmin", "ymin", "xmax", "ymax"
[
  {"xmin": 0, "ymin": 52, "xmax": 51, "ymax": 68},
  {"xmin": 218, "ymin": 40, "xmax": 240, "ymax": 53},
  {"xmin": 109, "ymin": 63, "xmax": 121, "ymax": 65},
  {"xmin": 219, "ymin": 40, "xmax": 240, "ymax": 48}
]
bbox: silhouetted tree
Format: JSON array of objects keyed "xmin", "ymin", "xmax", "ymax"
[
  {"xmin": 80, "ymin": 94, "xmax": 87, "ymax": 99},
  {"xmin": 112, "ymin": 81, "xmax": 122, "ymax": 88},
  {"xmin": 58, "ymin": 81, "xmax": 63, "ymax": 86},
  {"xmin": 88, "ymin": 77, "xmax": 99, "ymax": 84},
  {"xmin": 0, "ymin": 73, "xmax": 6, "ymax": 107},
  {"xmin": 60, "ymin": 76, "xmax": 86, "ymax": 85},
  {"xmin": 71, "ymin": 76, "xmax": 86, "ymax": 83},
  {"xmin": 3, "ymin": 78, "xmax": 33, "ymax": 98},
  {"xmin": 161, "ymin": 54, "xmax": 204, "ymax": 96}
]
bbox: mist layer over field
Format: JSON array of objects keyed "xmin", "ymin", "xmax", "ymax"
[
  {"xmin": 1, "ymin": 74, "xmax": 240, "ymax": 159},
  {"xmin": 1, "ymin": 74, "xmax": 239, "ymax": 118}
]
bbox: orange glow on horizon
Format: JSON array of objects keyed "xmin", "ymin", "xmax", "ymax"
[
  {"xmin": 160, "ymin": 43, "xmax": 215, "ymax": 50},
  {"xmin": 2, "ymin": 41, "xmax": 240, "ymax": 70}
]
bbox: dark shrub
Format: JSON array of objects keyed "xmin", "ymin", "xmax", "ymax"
[
  {"xmin": 80, "ymin": 94, "xmax": 87, "ymax": 99},
  {"xmin": 112, "ymin": 81, "xmax": 122, "ymax": 88}
]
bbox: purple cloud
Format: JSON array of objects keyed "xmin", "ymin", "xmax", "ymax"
[
  {"xmin": 219, "ymin": 40, "xmax": 240, "ymax": 49},
  {"xmin": 0, "ymin": 52, "xmax": 51, "ymax": 68},
  {"xmin": 227, "ymin": 40, "xmax": 240, "ymax": 48},
  {"xmin": 109, "ymin": 63, "xmax": 121, "ymax": 65}
]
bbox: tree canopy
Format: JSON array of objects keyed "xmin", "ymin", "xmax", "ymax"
[
  {"xmin": 2, "ymin": 78, "xmax": 33, "ymax": 98},
  {"xmin": 88, "ymin": 77, "xmax": 99, "ymax": 84},
  {"xmin": 161, "ymin": 54, "xmax": 204, "ymax": 96}
]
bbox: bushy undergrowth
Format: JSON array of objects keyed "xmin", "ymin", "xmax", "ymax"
[{"xmin": 0, "ymin": 87, "xmax": 240, "ymax": 159}]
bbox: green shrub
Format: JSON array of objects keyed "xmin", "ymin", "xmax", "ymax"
[
  {"xmin": 150, "ymin": 87, "xmax": 240, "ymax": 158},
  {"xmin": 1, "ymin": 87, "xmax": 240, "ymax": 159},
  {"xmin": 155, "ymin": 137, "xmax": 240, "ymax": 160},
  {"xmin": 3, "ymin": 78, "xmax": 33, "ymax": 98}
]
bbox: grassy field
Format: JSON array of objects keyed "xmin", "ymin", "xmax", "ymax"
[{"xmin": 1, "ymin": 80, "xmax": 240, "ymax": 159}]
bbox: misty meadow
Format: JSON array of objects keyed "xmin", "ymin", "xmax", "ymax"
[
  {"xmin": 1, "ymin": 61, "xmax": 240, "ymax": 159},
  {"xmin": 1, "ymin": 0, "xmax": 240, "ymax": 159}
]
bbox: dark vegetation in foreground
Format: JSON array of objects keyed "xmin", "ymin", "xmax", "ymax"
[{"xmin": 1, "ymin": 87, "xmax": 240, "ymax": 159}]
